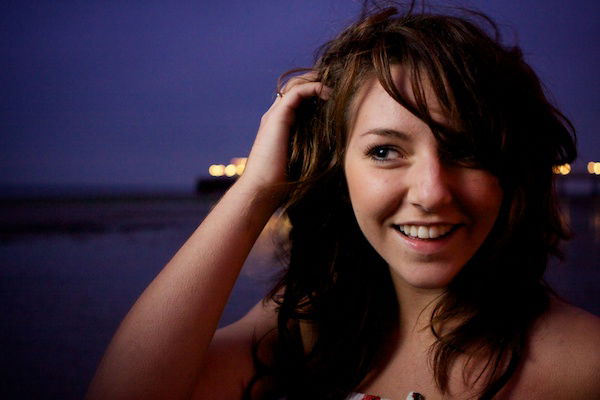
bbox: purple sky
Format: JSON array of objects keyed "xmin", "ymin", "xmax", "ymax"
[{"xmin": 1, "ymin": 0, "xmax": 598, "ymax": 188}]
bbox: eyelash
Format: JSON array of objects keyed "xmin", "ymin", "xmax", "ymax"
[{"xmin": 365, "ymin": 144, "xmax": 404, "ymax": 162}]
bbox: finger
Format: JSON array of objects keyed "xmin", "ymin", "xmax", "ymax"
[
  {"xmin": 262, "ymin": 82, "xmax": 330, "ymax": 129},
  {"xmin": 278, "ymin": 70, "xmax": 319, "ymax": 92},
  {"xmin": 268, "ymin": 81, "xmax": 331, "ymax": 120},
  {"xmin": 279, "ymin": 71, "xmax": 320, "ymax": 94},
  {"xmin": 278, "ymin": 81, "xmax": 331, "ymax": 111}
]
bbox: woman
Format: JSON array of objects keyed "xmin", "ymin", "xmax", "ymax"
[{"xmin": 87, "ymin": 4, "xmax": 600, "ymax": 400}]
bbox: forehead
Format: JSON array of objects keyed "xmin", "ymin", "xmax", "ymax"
[{"xmin": 347, "ymin": 65, "xmax": 448, "ymax": 137}]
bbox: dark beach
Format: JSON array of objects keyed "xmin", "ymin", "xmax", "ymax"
[{"xmin": 0, "ymin": 187, "xmax": 598, "ymax": 399}]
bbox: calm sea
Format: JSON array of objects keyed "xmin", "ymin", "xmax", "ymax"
[{"xmin": 0, "ymin": 185, "xmax": 598, "ymax": 399}]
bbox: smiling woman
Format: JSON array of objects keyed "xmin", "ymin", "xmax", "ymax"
[
  {"xmin": 86, "ymin": 2, "xmax": 600, "ymax": 400},
  {"xmin": 344, "ymin": 67, "xmax": 503, "ymax": 291}
]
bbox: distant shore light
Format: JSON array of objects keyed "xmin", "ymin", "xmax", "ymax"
[
  {"xmin": 588, "ymin": 161, "xmax": 600, "ymax": 175},
  {"xmin": 208, "ymin": 164, "xmax": 225, "ymax": 177},
  {"xmin": 209, "ymin": 157, "xmax": 248, "ymax": 177},
  {"xmin": 232, "ymin": 157, "xmax": 247, "ymax": 176},
  {"xmin": 224, "ymin": 164, "xmax": 237, "ymax": 177},
  {"xmin": 553, "ymin": 163, "xmax": 571, "ymax": 175}
]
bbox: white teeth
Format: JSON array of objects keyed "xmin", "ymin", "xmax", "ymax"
[
  {"xmin": 410, "ymin": 226, "xmax": 418, "ymax": 237},
  {"xmin": 428, "ymin": 226, "xmax": 439, "ymax": 238},
  {"xmin": 398, "ymin": 224, "xmax": 454, "ymax": 239}
]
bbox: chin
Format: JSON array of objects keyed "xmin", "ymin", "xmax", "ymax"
[{"xmin": 388, "ymin": 263, "xmax": 461, "ymax": 291}]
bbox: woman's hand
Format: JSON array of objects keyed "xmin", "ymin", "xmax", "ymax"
[{"xmin": 237, "ymin": 73, "xmax": 331, "ymax": 198}]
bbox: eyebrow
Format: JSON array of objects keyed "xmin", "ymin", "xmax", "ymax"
[{"xmin": 359, "ymin": 128, "xmax": 411, "ymax": 141}]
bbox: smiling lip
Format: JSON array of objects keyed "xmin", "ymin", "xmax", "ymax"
[
  {"xmin": 395, "ymin": 223, "xmax": 458, "ymax": 240},
  {"xmin": 392, "ymin": 223, "xmax": 462, "ymax": 254}
]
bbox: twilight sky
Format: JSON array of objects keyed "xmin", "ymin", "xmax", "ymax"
[{"xmin": 1, "ymin": 0, "xmax": 598, "ymax": 188}]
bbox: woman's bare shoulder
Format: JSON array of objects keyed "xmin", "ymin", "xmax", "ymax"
[
  {"xmin": 513, "ymin": 297, "xmax": 600, "ymax": 398},
  {"xmin": 192, "ymin": 299, "xmax": 279, "ymax": 399},
  {"xmin": 532, "ymin": 297, "xmax": 600, "ymax": 354}
]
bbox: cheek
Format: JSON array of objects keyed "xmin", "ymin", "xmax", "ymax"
[
  {"xmin": 345, "ymin": 166, "xmax": 401, "ymax": 228},
  {"xmin": 463, "ymin": 174, "xmax": 503, "ymax": 225}
]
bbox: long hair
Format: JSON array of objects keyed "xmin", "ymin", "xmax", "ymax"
[{"xmin": 245, "ymin": 3, "xmax": 577, "ymax": 399}]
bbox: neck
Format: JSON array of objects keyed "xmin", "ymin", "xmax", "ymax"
[{"xmin": 390, "ymin": 273, "xmax": 446, "ymax": 339}]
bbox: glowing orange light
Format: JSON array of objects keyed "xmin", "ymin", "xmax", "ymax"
[
  {"xmin": 553, "ymin": 163, "xmax": 570, "ymax": 175},
  {"xmin": 231, "ymin": 157, "xmax": 247, "ymax": 175},
  {"xmin": 208, "ymin": 157, "xmax": 248, "ymax": 177},
  {"xmin": 224, "ymin": 164, "xmax": 237, "ymax": 177},
  {"xmin": 209, "ymin": 164, "xmax": 225, "ymax": 177}
]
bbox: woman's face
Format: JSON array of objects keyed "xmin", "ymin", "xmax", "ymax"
[{"xmin": 343, "ymin": 67, "xmax": 503, "ymax": 290}]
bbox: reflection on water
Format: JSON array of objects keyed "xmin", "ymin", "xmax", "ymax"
[
  {"xmin": 544, "ymin": 198, "xmax": 600, "ymax": 317},
  {"xmin": 563, "ymin": 197, "xmax": 600, "ymax": 239},
  {"xmin": 0, "ymin": 194, "xmax": 597, "ymax": 399}
]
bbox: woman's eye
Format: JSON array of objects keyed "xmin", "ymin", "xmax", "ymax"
[{"xmin": 367, "ymin": 146, "xmax": 400, "ymax": 161}]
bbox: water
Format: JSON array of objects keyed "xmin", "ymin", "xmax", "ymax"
[{"xmin": 0, "ymin": 191, "xmax": 597, "ymax": 399}]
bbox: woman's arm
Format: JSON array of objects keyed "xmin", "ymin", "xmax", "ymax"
[{"xmin": 86, "ymin": 78, "xmax": 329, "ymax": 400}]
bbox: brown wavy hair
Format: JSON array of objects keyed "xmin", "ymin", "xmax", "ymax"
[{"xmin": 245, "ymin": 2, "xmax": 576, "ymax": 399}]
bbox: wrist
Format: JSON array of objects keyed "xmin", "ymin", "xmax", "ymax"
[{"xmin": 229, "ymin": 176, "xmax": 287, "ymax": 213}]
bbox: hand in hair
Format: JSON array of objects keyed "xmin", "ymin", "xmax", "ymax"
[{"xmin": 239, "ymin": 72, "xmax": 331, "ymax": 198}]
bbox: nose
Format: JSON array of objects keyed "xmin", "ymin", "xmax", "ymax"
[{"xmin": 406, "ymin": 155, "xmax": 453, "ymax": 213}]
